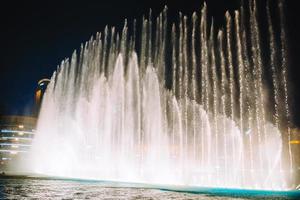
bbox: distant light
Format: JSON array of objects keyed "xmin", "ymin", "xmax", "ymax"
[
  {"xmin": 0, "ymin": 129, "xmax": 34, "ymax": 134},
  {"xmin": 35, "ymin": 89, "xmax": 42, "ymax": 101},
  {"xmin": 18, "ymin": 125, "xmax": 24, "ymax": 129},
  {"xmin": 0, "ymin": 143, "xmax": 31, "ymax": 147},
  {"xmin": 290, "ymin": 140, "xmax": 300, "ymax": 145},
  {"xmin": 12, "ymin": 145, "xmax": 19, "ymax": 148},
  {"xmin": 1, "ymin": 136, "xmax": 32, "ymax": 141},
  {"xmin": 18, "ymin": 132, "xmax": 24, "ymax": 136},
  {"xmin": 0, "ymin": 149, "xmax": 27, "ymax": 153}
]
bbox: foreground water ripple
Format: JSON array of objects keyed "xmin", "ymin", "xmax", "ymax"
[{"xmin": 0, "ymin": 178, "xmax": 297, "ymax": 200}]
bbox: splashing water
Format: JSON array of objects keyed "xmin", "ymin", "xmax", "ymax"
[{"xmin": 29, "ymin": 0, "xmax": 294, "ymax": 190}]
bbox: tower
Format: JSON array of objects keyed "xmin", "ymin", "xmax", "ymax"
[{"xmin": 34, "ymin": 78, "xmax": 50, "ymax": 116}]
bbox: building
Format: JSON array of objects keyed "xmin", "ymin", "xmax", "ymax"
[
  {"xmin": 34, "ymin": 78, "xmax": 50, "ymax": 116},
  {"xmin": 291, "ymin": 128, "xmax": 300, "ymax": 188},
  {"xmin": 0, "ymin": 115, "xmax": 37, "ymax": 173},
  {"xmin": 0, "ymin": 78, "xmax": 50, "ymax": 174}
]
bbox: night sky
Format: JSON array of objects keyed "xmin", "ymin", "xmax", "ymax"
[{"xmin": 0, "ymin": 0, "xmax": 299, "ymax": 125}]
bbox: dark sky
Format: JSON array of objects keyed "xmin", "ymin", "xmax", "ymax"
[{"xmin": 0, "ymin": 0, "xmax": 299, "ymax": 124}]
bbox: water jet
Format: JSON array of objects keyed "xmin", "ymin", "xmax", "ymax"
[{"xmin": 28, "ymin": 0, "xmax": 297, "ymax": 191}]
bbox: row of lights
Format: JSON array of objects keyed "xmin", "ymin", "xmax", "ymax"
[
  {"xmin": 1, "ymin": 129, "xmax": 35, "ymax": 135},
  {"xmin": 0, "ymin": 124, "xmax": 34, "ymax": 166}
]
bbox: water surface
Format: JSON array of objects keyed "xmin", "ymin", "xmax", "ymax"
[{"xmin": 0, "ymin": 177, "xmax": 298, "ymax": 199}]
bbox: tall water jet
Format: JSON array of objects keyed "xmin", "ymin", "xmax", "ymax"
[
  {"xmin": 278, "ymin": 0, "xmax": 293, "ymax": 179},
  {"xmin": 29, "ymin": 0, "xmax": 295, "ymax": 190}
]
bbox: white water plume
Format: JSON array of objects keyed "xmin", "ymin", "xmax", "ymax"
[{"xmin": 29, "ymin": 0, "xmax": 294, "ymax": 190}]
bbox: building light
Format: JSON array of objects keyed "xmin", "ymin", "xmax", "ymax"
[
  {"xmin": 35, "ymin": 89, "xmax": 42, "ymax": 103},
  {"xmin": 0, "ymin": 143, "xmax": 31, "ymax": 147},
  {"xmin": 290, "ymin": 140, "xmax": 300, "ymax": 145},
  {"xmin": 1, "ymin": 137, "xmax": 32, "ymax": 141},
  {"xmin": 0, "ymin": 130, "xmax": 34, "ymax": 134},
  {"xmin": 0, "ymin": 150, "xmax": 27, "ymax": 153},
  {"xmin": 0, "ymin": 115, "xmax": 37, "ymax": 166}
]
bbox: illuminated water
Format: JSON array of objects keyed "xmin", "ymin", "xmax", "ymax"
[
  {"xmin": 28, "ymin": 0, "xmax": 295, "ymax": 190},
  {"xmin": 0, "ymin": 178, "xmax": 298, "ymax": 199}
]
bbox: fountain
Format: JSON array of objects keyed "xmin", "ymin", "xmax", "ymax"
[{"xmin": 29, "ymin": 0, "xmax": 296, "ymax": 190}]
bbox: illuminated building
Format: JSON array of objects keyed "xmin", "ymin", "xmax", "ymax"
[
  {"xmin": 0, "ymin": 78, "xmax": 50, "ymax": 174},
  {"xmin": 291, "ymin": 128, "xmax": 300, "ymax": 187},
  {"xmin": 34, "ymin": 78, "xmax": 50, "ymax": 116},
  {"xmin": 0, "ymin": 116, "xmax": 36, "ymax": 173}
]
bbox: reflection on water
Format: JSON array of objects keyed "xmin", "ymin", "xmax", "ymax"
[{"xmin": 0, "ymin": 178, "xmax": 296, "ymax": 199}]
